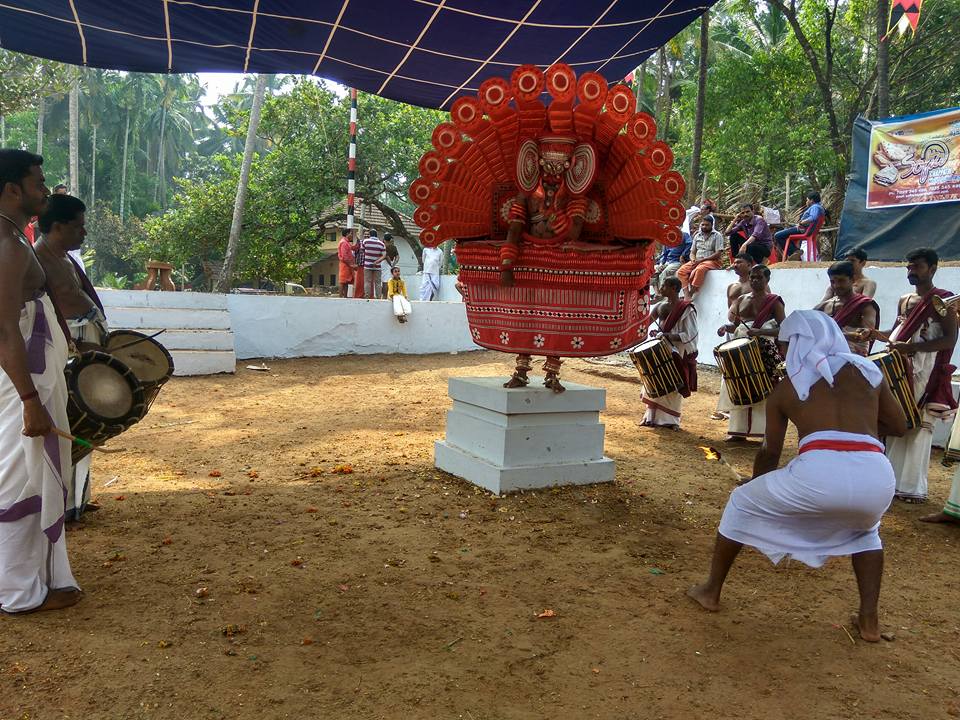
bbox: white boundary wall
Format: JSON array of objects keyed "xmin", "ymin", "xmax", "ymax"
[
  {"xmin": 227, "ymin": 295, "xmax": 474, "ymax": 359},
  {"xmin": 692, "ymin": 266, "xmax": 960, "ymax": 369}
]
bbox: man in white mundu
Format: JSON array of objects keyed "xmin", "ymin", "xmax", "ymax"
[
  {"xmin": 0, "ymin": 149, "xmax": 81, "ymax": 614},
  {"xmin": 712, "ymin": 253, "xmax": 754, "ymax": 421},
  {"xmin": 869, "ymin": 248, "xmax": 957, "ymax": 503},
  {"xmin": 717, "ymin": 264, "xmax": 785, "ymax": 441},
  {"xmin": 640, "ymin": 277, "xmax": 698, "ymax": 429},
  {"xmin": 689, "ymin": 310, "xmax": 908, "ymax": 642}
]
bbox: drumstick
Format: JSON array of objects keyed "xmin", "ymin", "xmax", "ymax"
[
  {"xmin": 52, "ymin": 428, "xmax": 125, "ymax": 454},
  {"xmin": 109, "ymin": 329, "xmax": 167, "ymax": 352}
]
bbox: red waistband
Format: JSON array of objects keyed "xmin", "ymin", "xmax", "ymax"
[{"xmin": 798, "ymin": 440, "xmax": 883, "ymax": 455}]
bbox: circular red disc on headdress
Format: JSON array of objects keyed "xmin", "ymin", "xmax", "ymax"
[
  {"xmin": 419, "ymin": 228, "xmax": 440, "ymax": 247},
  {"xmin": 418, "ymin": 151, "xmax": 444, "ymax": 180},
  {"xmin": 414, "ymin": 206, "xmax": 438, "ymax": 228},
  {"xmin": 511, "ymin": 65, "xmax": 545, "ymax": 101},
  {"xmin": 644, "ymin": 141, "xmax": 674, "ymax": 174},
  {"xmin": 576, "ymin": 72, "xmax": 608, "ymax": 107},
  {"xmin": 432, "ymin": 123, "xmax": 463, "ymax": 155},
  {"xmin": 408, "ymin": 178, "xmax": 434, "ymax": 205},
  {"xmin": 546, "ymin": 63, "xmax": 575, "ymax": 102},
  {"xmin": 478, "ymin": 77, "xmax": 511, "ymax": 113},
  {"xmin": 450, "ymin": 97, "xmax": 483, "ymax": 132},
  {"xmin": 658, "ymin": 170, "xmax": 686, "ymax": 200},
  {"xmin": 605, "ymin": 85, "xmax": 635, "ymax": 122}
]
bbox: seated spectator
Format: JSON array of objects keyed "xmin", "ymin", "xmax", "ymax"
[
  {"xmin": 725, "ymin": 203, "xmax": 772, "ymax": 265},
  {"xmin": 774, "ymin": 191, "xmax": 825, "ymax": 260},
  {"xmin": 651, "ymin": 232, "xmax": 692, "ymax": 294},
  {"xmin": 676, "ymin": 216, "xmax": 725, "ymax": 299},
  {"xmin": 387, "ymin": 266, "xmax": 412, "ymax": 323}
]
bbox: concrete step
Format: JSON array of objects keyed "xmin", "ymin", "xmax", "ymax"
[
  {"xmin": 106, "ymin": 306, "xmax": 232, "ymax": 331},
  {"xmin": 170, "ymin": 350, "xmax": 236, "ymax": 376},
  {"xmin": 98, "ymin": 289, "xmax": 228, "ymax": 310},
  {"xmin": 108, "ymin": 328, "xmax": 234, "ymax": 352}
]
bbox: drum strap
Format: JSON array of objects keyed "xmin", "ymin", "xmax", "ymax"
[{"xmin": 798, "ymin": 440, "xmax": 883, "ymax": 455}]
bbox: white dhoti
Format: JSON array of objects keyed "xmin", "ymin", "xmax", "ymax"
[
  {"xmin": 641, "ymin": 391, "xmax": 682, "ymax": 428},
  {"xmin": 943, "ymin": 467, "xmax": 960, "ymax": 520},
  {"xmin": 66, "ymin": 311, "xmax": 108, "ymax": 519},
  {"xmin": 725, "ymin": 322, "xmax": 776, "ymax": 439},
  {"xmin": 0, "ymin": 294, "xmax": 78, "ymax": 613},
  {"xmin": 392, "ymin": 294, "xmax": 412, "ymax": 319},
  {"xmin": 419, "ymin": 273, "xmax": 440, "ymax": 301},
  {"xmin": 718, "ymin": 431, "xmax": 895, "ymax": 568},
  {"xmin": 884, "ymin": 319, "xmax": 949, "ymax": 501}
]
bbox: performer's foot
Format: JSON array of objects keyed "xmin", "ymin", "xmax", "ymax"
[
  {"xmin": 503, "ymin": 372, "xmax": 529, "ymax": 389},
  {"xmin": 849, "ymin": 612, "xmax": 881, "ymax": 643},
  {"xmin": 3, "ymin": 588, "xmax": 83, "ymax": 615},
  {"xmin": 919, "ymin": 511, "xmax": 960, "ymax": 525},
  {"xmin": 896, "ymin": 495, "xmax": 927, "ymax": 504},
  {"xmin": 686, "ymin": 584, "xmax": 720, "ymax": 612},
  {"xmin": 543, "ymin": 374, "xmax": 565, "ymax": 393},
  {"xmin": 710, "ymin": 412, "xmax": 726, "ymax": 421},
  {"xmin": 725, "ymin": 435, "xmax": 746, "ymax": 443}
]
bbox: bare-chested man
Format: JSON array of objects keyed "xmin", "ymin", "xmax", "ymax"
[
  {"xmin": 711, "ymin": 253, "xmax": 754, "ymax": 421},
  {"xmin": 35, "ymin": 194, "xmax": 107, "ymax": 349},
  {"xmin": 866, "ymin": 247, "xmax": 957, "ymax": 503},
  {"xmin": 717, "ymin": 265, "xmax": 786, "ymax": 441},
  {"xmin": 0, "ymin": 149, "xmax": 81, "ymax": 614},
  {"xmin": 821, "ymin": 246, "xmax": 876, "ymax": 301},
  {"xmin": 815, "ymin": 261, "xmax": 879, "ymax": 355},
  {"xmin": 689, "ymin": 310, "xmax": 907, "ymax": 642},
  {"xmin": 35, "ymin": 194, "xmax": 107, "ymax": 520}
]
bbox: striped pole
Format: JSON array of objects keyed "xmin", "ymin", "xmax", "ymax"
[
  {"xmin": 347, "ymin": 88, "xmax": 357, "ymax": 234},
  {"xmin": 347, "ymin": 88, "xmax": 365, "ymax": 297}
]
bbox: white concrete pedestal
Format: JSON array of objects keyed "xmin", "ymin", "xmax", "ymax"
[{"xmin": 434, "ymin": 377, "xmax": 614, "ymax": 494}]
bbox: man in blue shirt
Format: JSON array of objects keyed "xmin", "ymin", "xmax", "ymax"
[
  {"xmin": 651, "ymin": 232, "xmax": 692, "ymax": 294},
  {"xmin": 774, "ymin": 191, "xmax": 824, "ymax": 261}
]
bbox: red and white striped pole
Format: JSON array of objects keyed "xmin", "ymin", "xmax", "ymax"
[{"xmin": 347, "ymin": 88, "xmax": 364, "ymax": 297}]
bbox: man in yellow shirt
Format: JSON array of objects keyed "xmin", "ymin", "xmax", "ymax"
[{"xmin": 387, "ymin": 266, "xmax": 412, "ymax": 323}]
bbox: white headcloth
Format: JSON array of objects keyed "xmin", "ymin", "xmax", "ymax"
[{"xmin": 777, "ymin": 309, "xmax": 883, "ymax": 401}]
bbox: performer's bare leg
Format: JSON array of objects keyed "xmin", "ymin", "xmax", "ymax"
[
  {"xmin": 504, "ymin": 354, "xmax": 532, "ymax": 388},
  {"xmin": 542, "ymin": 356, "xmax": 565, "ymax": 393},
  {"xmin": 687, "ymin": 532, "xmax": 743, "ymax": 611},
  {"xmin": 850, "ymin": 550, "xmax": 883, "ymax": 642},
  {"xmin": 919, "ymin": 511, "xmax": 960, "ymax": 525}
]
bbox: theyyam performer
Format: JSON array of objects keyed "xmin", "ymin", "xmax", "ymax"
[
  {"xmin": 640, "ymin": 276, "xmax": 698, "ymax": 429},
  {"xmin": 688, "ymin": 310, "xmax": 907, "ymax": 641},
  {"xmin": 867, "ymin": 248, "xmax": 957, "ymax": 503},
  {"xmin": 0, "ymin": 149, "xmax": 81, "ymax": 614}
]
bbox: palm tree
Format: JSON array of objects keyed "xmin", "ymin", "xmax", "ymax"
[
  {"xmin": 69, "ymin": 70, "xmax": 79, "ymax": 196},
  {"xmin": 689, "ymin": 9, "xmax": 710, "ymax": 203}
]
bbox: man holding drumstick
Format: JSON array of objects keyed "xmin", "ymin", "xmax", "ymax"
[{"xmin": 0, "ymin": 149, "xmax": 81, "ymax": 614}]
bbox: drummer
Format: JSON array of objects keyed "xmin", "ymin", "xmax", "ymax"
[
  {"xmin": 34, "ymin": 195, "xmax": 107, "ymax": 349},
  {"xmin": 815, "ymin": 261, "xmax": 879, "ymax": 355},
  {"xmin": 640, "ymin": 277, "xmax": 698, "ymax": 430},
  {"xmin": 35, "ymin": 194, "xmax": 105, "ymax": 520},
  {"xmin": 864, "ymin": 248, "xmax": 957, "ymax": 504},
  {"xmin": 716, "ymin": 264, "xmax": 785, "ymax": 442},
  {"xmin": 712, "ymin": 253, "xmax": 754, "ymax": 421}
]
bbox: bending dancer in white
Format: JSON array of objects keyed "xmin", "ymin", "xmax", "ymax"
[
  {"xmin": 0, "ymin": 149, "xmax": 81, "ymax": 614},
  {"xmin": 688, "ymin": 310, "xmax": 907, "ymax": 642}
]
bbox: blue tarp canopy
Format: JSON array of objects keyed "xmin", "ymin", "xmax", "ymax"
[{"xmin": 0, "ymin": 1, "xmax": 713, "ymax": 109}]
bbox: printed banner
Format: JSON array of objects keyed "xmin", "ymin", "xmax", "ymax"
[{"xmin": 867, "ymin": 107, "xmax": 960, "ymax": 209}]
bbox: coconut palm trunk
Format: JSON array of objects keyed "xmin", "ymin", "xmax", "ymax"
[
  {"xmin": 69, "ymin": 75, "xmax": 80, "ymax": 196},
  {"xmin": 36, "ymin": 97, "xmax": 44, "ymax": 154},
  {"xmin": 216, "ymin": 73, "xmax": 269, "ymax": 294},
  {"xmin": 120, "ymin": 108, "xmax": 130, "ymax": 220},
  {"xmin": 689, "ymin": 9, "xmax": 709, "ymax": 203}
]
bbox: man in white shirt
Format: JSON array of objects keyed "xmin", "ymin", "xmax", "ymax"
[{"xmin": 419, "ymin": 245, "xmax": 444, "ymax": 301}]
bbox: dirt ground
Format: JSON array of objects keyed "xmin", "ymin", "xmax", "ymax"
[{"xmin": 2, "ymin": 352, "xmax": 959, "ymax": 720}]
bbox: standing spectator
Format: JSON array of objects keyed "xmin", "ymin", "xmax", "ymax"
[
  {"xmin": 676, "ymin": 216, "xmax": 724, "ymax": 299},
  {"xmin": 774, "ymin": 191, "xmax": 825, "ymax": 260},
  {"xmin": 337, "ymin": 229, "xmax": 357, "ymax": 298},
  {"xmin": 420, "ymin": 244, "xmax": 444, "ymax": 301},
  {"xmin": 380, "ymin": 233, "xmax": 400, "ymax": 298},
  {"xmin": 361, "ymin": 229, "xmax": 386, "ymax": 298},
  {"xmin": 725, "ymin": 203, "xmax": 772, "ymax": 265}
]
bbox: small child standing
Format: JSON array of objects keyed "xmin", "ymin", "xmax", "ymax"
[{"xmin": 387, "ymin": 266, "xmax": 412, "ymax": 323}]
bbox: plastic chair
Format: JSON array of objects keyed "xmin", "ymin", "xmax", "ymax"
[{"xmin": 780, "ymin": 214, "xmax": 825, "ymax": 262}]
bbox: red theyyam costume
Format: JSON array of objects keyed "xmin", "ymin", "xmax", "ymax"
[{"xmin": 410, "ymin": 63, "xmax": 684, "ymax": 391}]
